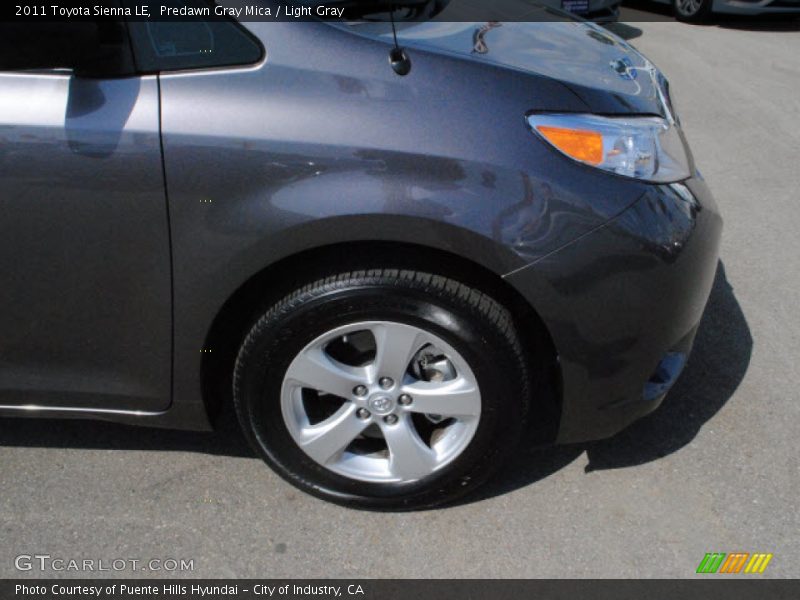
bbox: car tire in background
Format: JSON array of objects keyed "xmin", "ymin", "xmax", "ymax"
[
  {"xmin": 673, "ymin": 0, "xmax": 713, "ymax": 21},
  {"xmin": 232, "ymin": 269, "xmax": 537, "ymax": 510}
]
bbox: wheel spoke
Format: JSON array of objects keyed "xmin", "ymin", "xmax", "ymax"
[
  {"xmin": 285, "ymin": 347, "xmax": 367, "ymax": 398},
  {"xmin": 382, "ymin": 414, "xmax": 437, "ymax": 481},
  {"xmin": 370, "ymin": 323, "xmax": 426, "ymax": 383},
  {"xmin": 402, "ymin": 377, "xmax": 481, "ymax": 418},
  {"xmin": 281, "ymin": 320, "xmax": 482, "ymax": 483},
  {"xmin": 298, "ymin": 403, "xmax": 368, "ymax": 465}
]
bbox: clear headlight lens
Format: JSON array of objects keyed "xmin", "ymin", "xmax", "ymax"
[{"xmin": 526, "ymin": 113, "xmax": 691, "ymax": 183}]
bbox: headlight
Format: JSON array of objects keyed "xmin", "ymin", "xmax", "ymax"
[{"xmin": 526, "ymin": 113, "xmax": 690, "ymax": 183}]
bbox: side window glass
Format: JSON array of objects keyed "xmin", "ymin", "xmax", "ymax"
[
  {"xmin": 0, "ymin": 21, "xmax": 135, "ymax": 76},
  {"xmin": 125, "ymin": 0, "xmax": 263, "ymax": 72},
  {"xmin": 147, "ymin": 21, "xmax": 215, "ymax": 58}
]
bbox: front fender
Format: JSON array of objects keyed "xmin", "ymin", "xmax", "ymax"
[{"xmin": 158, "ymin": 20, "xmax": 651, "ymax": 427}]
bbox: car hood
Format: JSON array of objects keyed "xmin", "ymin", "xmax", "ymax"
[{"xmin": 345, "ymin": 16, "xmax": 669, "ymax": 116}]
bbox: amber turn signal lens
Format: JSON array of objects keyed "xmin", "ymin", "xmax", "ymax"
[{"xmin": 536, "ymin": 126, "xmax": 604, "ymax": 165}]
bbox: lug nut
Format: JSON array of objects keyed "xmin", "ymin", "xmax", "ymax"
[
  {"xmin": 379, "ymin": 377, "xmax": 394, "ymax": 389},
  {"xmin": 383, "ymin": 414, "xmax": 398, "ymax": 425},
  {"xmin": 398, "ymin": 394, "xmax": 413, "ymax": 406},
  {"xmin": 353, "ymin": 385, "xmax": 368, "ymax": 397},
  {"xmin": 356, "ymin": 408, "xmax": 371, "ymax": 420}
]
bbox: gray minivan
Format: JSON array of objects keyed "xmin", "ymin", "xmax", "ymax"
[{"xmin": 0, "ymin": 1, "xmax": 721, "ymax": 509}]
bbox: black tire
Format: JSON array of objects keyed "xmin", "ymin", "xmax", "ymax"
[
  {"xmin": 232, "ymin": 269, "xmax": 534, "ymax": 510},
  {"xmin": 673, "ymin": 0, "xmax": 712, "ymax": 21}
]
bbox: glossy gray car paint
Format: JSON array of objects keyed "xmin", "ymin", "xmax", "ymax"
[
  {"xmin": 0, "ymin": 74, "xmax": 172, "ymax": 412},
  {"xmin": 507, "ymin": 177, "xmax": 721, "ymax": 441},
  {"xmin": 0, "ymin": 19, "xmax": 721, "ymax": 444},
  {"xmin": 160, "ymin": 20, "xmax": 667, "ymax": 432}
]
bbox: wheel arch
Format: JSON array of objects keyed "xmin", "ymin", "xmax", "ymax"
[{"xmin": 200, "ymin": 240, "xmax": 562, "ymax": 441}]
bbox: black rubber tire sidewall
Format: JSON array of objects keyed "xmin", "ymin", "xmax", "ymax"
[
  {"xmin": 674, "ymin": 0, "xmax": 712, "ymax": 21},
  {"xmin": 233, "ymin": 273, "xmax": 530, "ymax": 510}
]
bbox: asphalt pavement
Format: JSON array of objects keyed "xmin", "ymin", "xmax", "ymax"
[{"xmin": 1, "ymin": 16, "xmax": 799, "ymax": 579}]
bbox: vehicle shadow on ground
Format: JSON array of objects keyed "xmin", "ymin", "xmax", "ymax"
[
  {"xmin": 603, "ymin": 22, "xmax": 645, "ymax": 40},
  {"xmin": 0, "ymin": 262, "xmax": 751, "ymax": 509},
  {"xmin": 464, "ymin": 261, "xmax": 752, "ymax": 504},
  {"xmin": 583, "ymin": 262, "xmax": 751, "ymax": 470},
  {"xmin": 0, "ymin": 396, "xmax": 254, "ymax": 459},
  {"xmin": 716, "ymin": 16, "xmax": 800, "ymax": 31}
]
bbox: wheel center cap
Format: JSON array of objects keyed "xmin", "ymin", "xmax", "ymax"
[{"xmin": 368, "ymin": 394, "xmax": 395, "ymax": 416}]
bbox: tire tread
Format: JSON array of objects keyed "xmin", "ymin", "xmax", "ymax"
[{"xmin": 232, "ymin": 268, "xmax": 532, "ymax": 510}]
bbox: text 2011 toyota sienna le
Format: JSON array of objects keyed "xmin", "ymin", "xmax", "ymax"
[{"xmin": 0, "ymin": 1, "xmax": 722, "ymax": 509}]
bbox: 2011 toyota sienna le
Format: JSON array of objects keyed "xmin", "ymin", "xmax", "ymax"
[{"xmin": 0, "ymin": 1, "xmax": 722, "ymax": 509}]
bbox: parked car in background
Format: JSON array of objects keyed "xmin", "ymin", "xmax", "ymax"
[
  {"xmin": 0, "ymin": 1, "xmax": 721, "ymax": 509},
  {"xmin": 651, "ymin": 0, "xmax": 800, "ymax": 22},
  {"xmin": 417, "ymin": 0, "xmax": 622, "ymax": 21}
]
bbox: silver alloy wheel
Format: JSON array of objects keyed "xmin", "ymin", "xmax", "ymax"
[
  {"xmin": 280, "ymin": 321, "xmax": 482, "ymax": 483},
  {"xmin": 676, "ymin": 0, "xmax": 703, "ymax": 15}
]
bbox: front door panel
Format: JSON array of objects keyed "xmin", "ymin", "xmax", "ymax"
[{"xmin": 0, "ymin": 73, "xmax": 171, "ymax": 411}]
